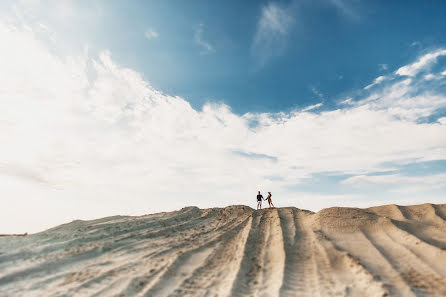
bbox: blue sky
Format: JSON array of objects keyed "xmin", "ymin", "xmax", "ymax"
[
  {"xmin": 6, "ymin": 0, "xmax": 446, "ymax": 113},
  {"xmin": 1, "ymin": 0, "xmax": 446, "ymax": 233}
]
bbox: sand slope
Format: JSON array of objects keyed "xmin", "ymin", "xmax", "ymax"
[{"xmin": 1, "ymin": 204, "xmax": 446, "ymax": 297}]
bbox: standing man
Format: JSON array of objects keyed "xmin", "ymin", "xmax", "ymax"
[{"xmin": 256, "ymin": 191, "xmax": 264, "ymax": 210}]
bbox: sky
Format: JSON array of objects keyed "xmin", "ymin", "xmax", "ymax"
[{"xmin": 1, "ymin": 0, "xmax": 446, "ymax": 233}]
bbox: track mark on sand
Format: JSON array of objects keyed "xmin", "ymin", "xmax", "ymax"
[
  {"xmin": 141, "ymin": 246, "xmax": 213, "ymax": 297},
  {"xmin": 230, "ymin": 209, "xmax": 285, "ymax": 297},
  {"xmin": 328, "ymin": 230, "xmax": 416, "ymax": 297},
  {"xmin": 167, "ymin": 216, "xmax": 253, "ymax": 297},
  {"xmin": 278, "ymin": 208, "xmax": 343, "ymax": 297},
  {"xmin": 386, "ymin": 220, "xmax": 446, "ymax": 278},
  {"xmin": 315, "ymin": 230, "xmax": 390, "ymax": 297},
  {"xmin": 364, "ymin": 228, "xmax": 446, "ymax": 296}
]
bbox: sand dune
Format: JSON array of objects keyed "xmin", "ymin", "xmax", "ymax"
[{"xmin": 1, "ymin": 203, "xmax": 446, "ymax": 297}]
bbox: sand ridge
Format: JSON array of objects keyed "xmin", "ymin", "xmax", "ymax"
[{"xmin": 0, "ymin": 203, "xmax": 445, "ymax": 297}]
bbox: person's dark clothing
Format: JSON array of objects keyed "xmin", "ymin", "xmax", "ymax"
[{"xmin": 257, "ymin": 194, "xmax": 263, "ymax": 201}]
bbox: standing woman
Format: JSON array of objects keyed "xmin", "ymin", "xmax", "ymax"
[{"xmin": 266, "ymin": 192, "xmax": 274, "ymax": 208}]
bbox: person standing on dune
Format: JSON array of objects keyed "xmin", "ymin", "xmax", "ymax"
[
  {"xmin": 256, "ymin": 191, "xmax": 264, "ymax": 210},
  {"xmin": 266, "ymin": 192, "xmax": 274, "ymax": 208}
]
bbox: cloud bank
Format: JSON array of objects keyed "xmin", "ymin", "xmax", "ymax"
[{"xmin": 1, "ymin": 21, "xmax": 446, "ymax": 233}]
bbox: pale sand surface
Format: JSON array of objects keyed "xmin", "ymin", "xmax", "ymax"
[{"xmin": 0, "ymin": 203, "xmax": 446, "ymax": 297}]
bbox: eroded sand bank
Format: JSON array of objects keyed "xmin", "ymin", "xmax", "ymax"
[{"xmin": 1, "ymin": 203, "xmax": 446, "ymax": 297}]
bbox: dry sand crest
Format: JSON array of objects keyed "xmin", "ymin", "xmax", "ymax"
[{"xmin": 1, "ymin": 203, "xmax": 446, "ymax": 297}]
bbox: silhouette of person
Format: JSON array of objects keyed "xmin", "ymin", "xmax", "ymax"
[
  {"xmin": 266, "ymin": 192, "xmax": 274, "ymax": 208},
  {"xmin": 256, "ymin": 191, "xmax": 264, "ymax": 210}
]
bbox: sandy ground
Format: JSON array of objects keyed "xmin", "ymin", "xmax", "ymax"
[{"xmin": 0, "ymin": 203, "xmax": 446, "ymax": 297}]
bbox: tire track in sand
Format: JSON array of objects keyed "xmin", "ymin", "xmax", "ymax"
[
  {"xmin": 167, "ymin": 216, "xmax": 253, "ymax": 297},
  {"xmin": 363, "ymin": 227, "xmax": 446, "ymax": 296},
  {"xmin": 328, "ymin": 230, "xmax": 417, "ymax": 297},
  {"xmin": 278, "ymin": 208, "xmax": 344, "ymax": 297},
  {"xmin": 386, "ymin": 220, "xmax": 446, "ymax": 278},
  {"xmin": 314, "ymin": 230, "xmax": 391, "ymax": 297},
  {"xmin": 230, "ymin": 208, "xmax": 285, "ymax": 297},
  {"xmin": 133, "ymin": 208, "xmax": 254, "ymax": 297}
]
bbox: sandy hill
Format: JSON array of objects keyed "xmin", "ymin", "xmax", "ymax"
[{"xmin": 0, "ymin": 204, "xmax": 446, "ymax": 297}]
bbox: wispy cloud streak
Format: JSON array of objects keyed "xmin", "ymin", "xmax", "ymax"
[
  {"xmin": 302, "ymin": 102, "xmax": 323, "ymax": 112},
  {"xmin": 396, "ymin": 49, "xmax": 446, "ymax": 76},
  {"xmin": 329, "ymin": 0, "xmax": 360, "ymax": 20},
  {"xmin": 251, "ymin": 2, "xmax": 294, "ymax": 66},
  {"xmin": 364, "ymin": 75, "xmax": 387, "ymax": 90},
  {"xmin": 145, "ymin": 28, "xmax": 159, "ymax": 40},
  {"xmin": 194, "ymin": 23, "xmax": 214, "ymax": 55}
]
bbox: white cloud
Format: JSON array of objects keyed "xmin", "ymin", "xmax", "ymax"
[
  {"xmin": 342, "ymin": 174, "xmax": 446, "ymax": 193},
  {"xmin": 364, "ymin": 75, "xmax": 387, "ymax": 90},
  {"xmin": 424, "ymin": 73, "xmax": 436, "ymax": 80},
  {"xmin": 2, "ymin": 20, "xmax": 446, "ymax": 233},
  {"xmin": 355, "ymin": 75, "xmax": 446, "ymax": 121},
  {"xmin": 144, "ymin": 28, "xmax": 158, "ymax": 40},
  {"xmin": 302, "ymin": 102, "xmax": 323, "ymax": 112},
  {"xmin": 251, "ymin": 2, "xmax": 293, "ymax": 66},
  {"xmin": 194, "ymin": 23, "xmax": 214, "ymax": 55},
  {"xmin": 396, "ymin": 49, "xmax": 446, "ymax": 76},
  {"xmin": 340, "ymin": 98, "xmax": 353, "ymax": 105},
  {"xmin": 343, "ymin": 174, "xmax": 446, "ymax": 186},
  {"xmin": 329, "ymin": 0, "xmax": 359, "ymax": 20}
]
